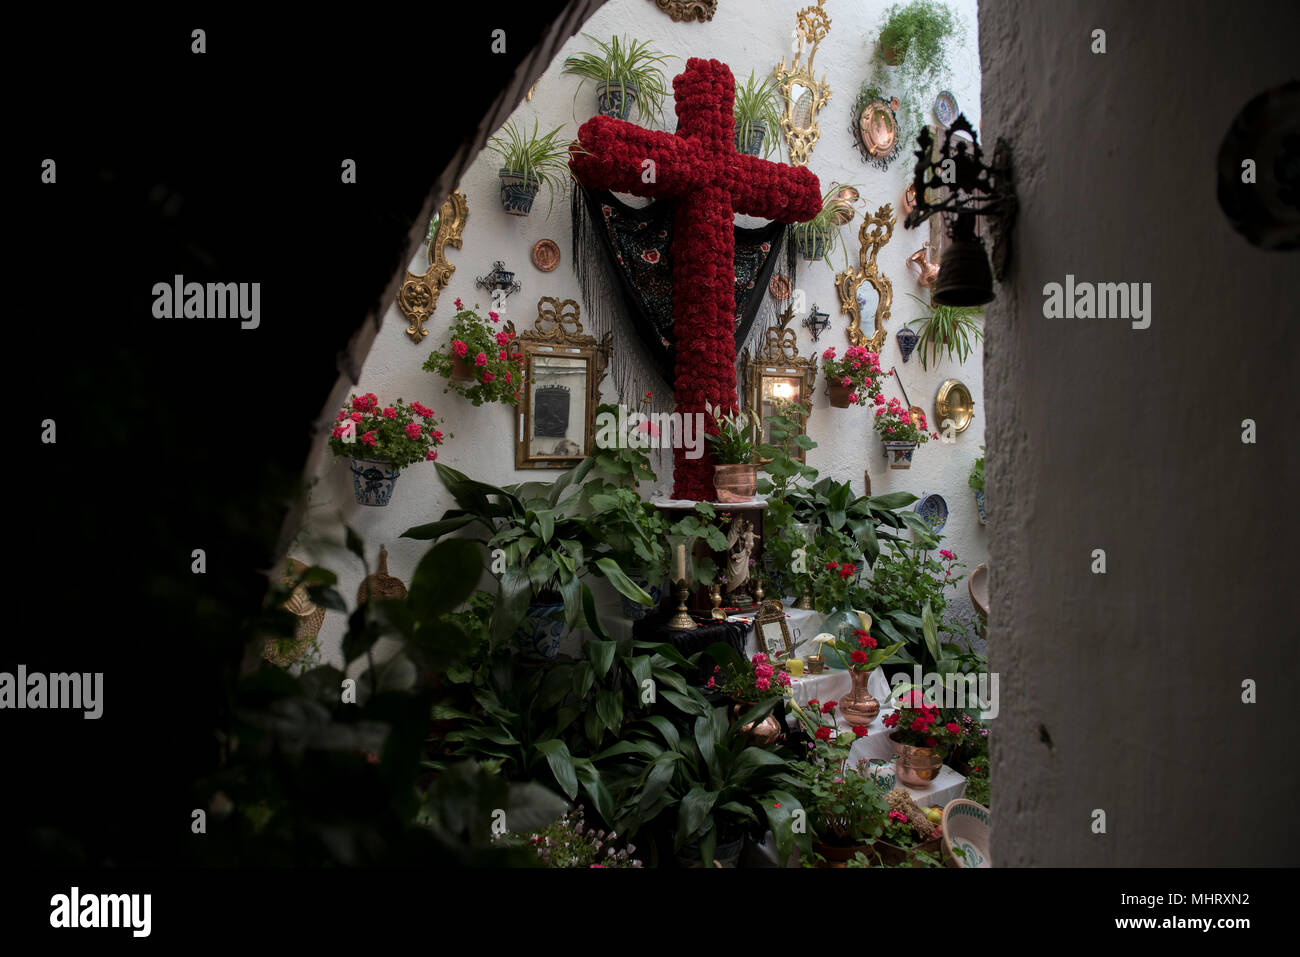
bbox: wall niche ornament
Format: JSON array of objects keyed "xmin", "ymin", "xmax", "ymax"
[
  {"xmin": 742, "ymin": 305, "xmax": 818, "ymax": 463},
  {"xmin": 774, "ymin": 0, "xmax": 832, "ymax": 167},
  {"xmin": 507, "ymin": 297, "xmax": 612, "ymax": 470},
  {"xmin": 397, "ymin": 190, "xmax": 468, "ymax": 343},
  {"xmin": 835, "ymin": 204, "xmax": 896, "ymax": 353},
  {"xmin": 651, "ymin": 0, "xmax": 717, "ymax": 22}
]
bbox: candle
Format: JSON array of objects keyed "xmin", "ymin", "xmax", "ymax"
[
  {"xmin": 787, "ymin": 658, "xmax": 804, "ymax": 677},
  {"xmin": 675, "ymin": 543, "xmax": 687, "ymax": 583}
]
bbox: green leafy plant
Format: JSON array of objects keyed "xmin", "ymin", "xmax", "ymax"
[
  {"xmin": 869, "ymin": 1, "xmax": 963, "ymax": 141},
  {"xmin": 704, "ymin": 402, "xmax": 758, "ymax": 464},
  {"xmin": 424, "ymin": 303, "xmax": 525, "ymax": 406},
  {"xmin": 518, "ymin": 805, "xmax": 643, "ymax": 867},
  {"xmin": 562, "ymin": 34, "xmax": 675, "ymax": 124},
  {"xmin": 906, "ymin": 293, "xmax": 984, "ymax": 370},
  {"xmin": 791, "ymin": 184, "xmax": 858, "ymax": 268},
  {"xmin": 788, "ymin": 699, "xmax": 888, "ymax": 847},
  {"xmin": 969, "ymin": 445, "xmax": 985, "ymax": 493},
  {"xmin": 485, "ymin": 118, "xmax": 575, "ymax": 216},
  {"xmin": 873, "ymin": 392, "xmax": 936, "ymax": 445},
  {"xmin": 733, "ymin": 70, "xmax": 782, "ymax": 157},
  {"xmin": 327, "ymin": 393, "xmax": 448, "ymax": 467}
]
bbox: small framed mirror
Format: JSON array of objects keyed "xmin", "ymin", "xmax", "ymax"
[
  {"xmin": 835, "ymin": 204, "xmax": 896, "ymax": 354},
  {"xmin": 512, "ymin": 297, "xmax": 611, "ymax": 469},
  {"xmin": 753, "ymin": 600, "xmax": 795, "ymax": 658},
  {"xmin": 742, "ymin": 306, "xmax": 817, "ymax": 462},
  {"xmin": 773, "ymin": 0, "xmax": 832, "ymax": 166}
]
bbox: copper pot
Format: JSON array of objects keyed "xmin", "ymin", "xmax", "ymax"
[
  {"xmin": 889, "ymin": 732, "xmax": 944, "ymax": 788},
  {"xmin": 731, "ymin": 701, "xmax": 782, "ymax": 746},
  {"xmin": 449, "ymin": 354, "xmax": 476, "ymax": 381},
  {"xmin": 714, "ymin": 464, "xmax": 757, "ymax": 503},
  {"xmin": 838, "ymin": 669, "xmax": 880, "ymax": 725}
]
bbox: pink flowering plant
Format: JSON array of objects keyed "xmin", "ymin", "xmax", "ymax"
[
  {"xmin": 872, "ymin": 393, "xmax": 939, "ymax": 445},
  {"xmin": 713, "ymin": 651, "xmax": 791, "ymax": 703},
  {"xmin": 820, "ymin": 345, "xmax": 885, "ymax": 406},
  {"xmin": 328, "ymin": 393, "xmax": 448, "ymax": 467},
  {"xmin": 424, "ymin": 300, "xmax": 525, "ymax": 406}
]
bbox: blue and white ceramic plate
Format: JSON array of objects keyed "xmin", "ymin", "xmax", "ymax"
[
  {"xmin": 934, "ymin": 91, "xmax": 959, "ymax": 128},
  {"xmin": 915, "ymin": 492, "xmax": 949, "ymax": 533}
]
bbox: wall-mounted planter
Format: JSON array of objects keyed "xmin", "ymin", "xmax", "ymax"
[
  {"xmin": 736, "ymin": 122, "xmax": 767, "ymax": 156},
  {"xmin": 974, "ymin": 488, "xmax": 986, "ymax": 524},
  {"xmin": 498, "ymin": 168, "xmax": 540, "ymax": 216},
  {"xmin": 595, "ymin": 79, "xmax": 639, "ymax": 119},
  {"xmin": 795, "ymin": 227, "xmax": 830, "ymax": 261},
  {"xmin": 882, "ymin": 440, "xmax": 917, "ymax": 469},
  {"xmin": 349, "ymin": 458, "xmax": 401, "ymax": 507},
  {"xmin": 896, "ymin": 327, "xmax": 920, "ymax": 362},
  {"xmin": 519, "ymin": 601, "xmax": 567, "ymax": 658}
]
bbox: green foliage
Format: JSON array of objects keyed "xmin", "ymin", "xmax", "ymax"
[
  {"xmin": 968, "ymin": 445, "xmax": 985, "ymax": 492},
  {"xmin": 869, "ymin": 0, "xmax": 963, "ymax": 141},
  {"xmin": 906, "ymin": 293, "xmax": 984, "ymax": 370},
  {"xmin": 327, "ymin": 394, "xmax": 447, "ymax": 468},
  {"xmin": 562, "ymin": 34, "xmax": 675, "ymax": 124},
  {"xmin": 423, "ymin": 306, "xmax": 525, "ymax": 406},
  {"xmin": 733, "ymin": 71, "xmax": 782, "ymax": 157},
  {"xmin": 791, "ymin": 185, "xmax": 858, "ymax": 269},
  {"xmin": 485, "ymin": 118, "xmax": 575, "ymax": 216},
  {"xmin": 704, "ymin": 402, "xmax": 758, "ymax": 465}
]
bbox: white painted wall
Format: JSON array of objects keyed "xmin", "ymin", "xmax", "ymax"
[{"xmin": 297, "ymin": 0, "xmax": 985, "ymax": 669}]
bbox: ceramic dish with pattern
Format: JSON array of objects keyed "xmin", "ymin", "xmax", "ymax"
[
  {"xmin": 934, "ymin": 90, "xmax": 959, "ymax": 128},
  {"xmin": 914, "ymin": 492, "xmax": 949, "ymax": 533}
]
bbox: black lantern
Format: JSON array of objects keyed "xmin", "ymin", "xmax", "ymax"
[
  {"xmin": 904, "ymin": 115, "xmax": 1016, "ymax": 307},
  {"xmin": 475, "ymin": 260, "xmax": 522, "ymax": 303},
  {"xmin": 803, "ymin": 304, "xmax": 831, "ymax": 341}
]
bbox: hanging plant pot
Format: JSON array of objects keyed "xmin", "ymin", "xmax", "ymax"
[
  {"xmin": 449, "ymin": 354, "xmax": 477, "ymax": 381},
  {"xmin": 713, "ymin": 463, "xmax": 757, "ymax": 503},
  {"xmin": 896, "ymin": 327, "xmax": 921, "ymax": 362},
  {"xmin": 498, "ymin": 168, "xmax": 540, "ymax": 216},
  {"xmin": 349, "ymin": 458, "xmax": 401, "ymax": 507},
  {"xmin": 519, "ymin": 601, "xmax": 567, "ymax": 659},
  {"xmin": 595, "ymin": 79, "xmax": 639, "ymax": 119},
  {"xmin": 735, "ymin": 122, "xmax": 767, "ymax": 156},
  {"xmin": 828, "ymin": 382, "xmax": 853, "ymax": 408},
  {"xmin": 974, "ymin": 489, "xmax": 987, "ymax": 525},
  {"xmin": 882, "ymin": 440, "xmax": 918, "ymax": 469},
  {"xmin": 795, "ymin": 227, "xmax": 830, "ymax": 261}
]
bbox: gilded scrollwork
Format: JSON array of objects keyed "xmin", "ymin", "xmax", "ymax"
[
  {"xmin": 835, "ymin": 204, "xmax": 896, "ymax": 353},
  {"xmin": 397, "ymin": 190, "xmax": 468, "ymax": 343}
]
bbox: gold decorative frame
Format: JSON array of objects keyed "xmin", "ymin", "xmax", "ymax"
[
  {"xmin": 773, "ymin": 0, "xmax": 832, "ymax": 167},
  {"xmin": 835, "ymin": 203, "xmax": 896, "ymax": 353},
  {"xmin": 651, "ymin": 0, "xmax": 717, "ymax": 22},
  {"xmin": 508, "ymin": 297, "xmax": 612, "ymax": 470},
  {"xmin": 753, "ymin": 600, "xmax": 795, "ymax": 658},
  {"xmin": 742, "ymin": 306, "xmax": 818, "ymax": 463},
  {"xmin": 397, "ymin": 190, "xmax": 468, "ymax": 343}
]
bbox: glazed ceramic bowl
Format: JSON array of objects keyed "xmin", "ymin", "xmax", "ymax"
[{"xmin": 941, "ymin": 799, "xmax": 991, "ymax": 868}]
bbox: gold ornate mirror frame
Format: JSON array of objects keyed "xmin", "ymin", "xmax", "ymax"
[
  {"xmin": 508, "ymin": 297, "xmax": 612, "ymax": 470},
  {"xmin": 835, "ymin": 203, "xmax": 895, "ymax": 353},
  {"xmin": 742, "ymin": 305, "xmax": 818, "ymax": 463},
  {"xmin": 397, "ymin": 190, "xmax": 468, "ymax": 343},
  {"xmin": 753, "ymin": 600, "xmax": 795, "ymax": 658},
  {"xmin": 773, "ymin": 0, "xmax": 832, "ymax": 167}
]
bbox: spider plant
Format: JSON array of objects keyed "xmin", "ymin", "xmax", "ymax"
[
  {"xmin": 906, "ymin": 293, "xmax": 984, "ymax": 369},
  {"xmin": 733, "ymin": 71, "xmax": 781, "ymax": 157},
  {"xmin": 485, "ymin": 118, "xmax": 574, "ymax": 217},
  {"xmin": 562, "ymin": 34, "xmax": 675, "ymax": 124},
  {"xmin": 792, "ymin": 184, "xmax": 859, "ymax": 269}
]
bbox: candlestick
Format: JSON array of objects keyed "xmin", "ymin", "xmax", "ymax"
[{"xmin": 667, "ymin": 581, "xmax": 698, "ymax": 630}]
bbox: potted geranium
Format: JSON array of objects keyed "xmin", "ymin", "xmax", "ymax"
[
  {"xmin": 485, "ymin": 118, "xmax": 573, "ymax": 217},
  {"xmin": 872, "ymin": 393, "xmax": 938, "ymax": 469},
  {"xmin": 705, "ymin": 402, "xmax": 759, "ymax": 502},
  {"xmin": 424, "ymin": 300, "xmax": 525, "ymax": 406},
  {"xmin": 820, "ymin": 344, "xmax": 885, "ymax": 408},
  {"xmin": 712, "ymin": 650, "xmax": 791, "ymax": 746},
  {"xmin": 825, "ymin": 629, "xmax": 903, "ymax": 726},
  {"xmin": 882, "ymin": 688, "xmax": 966, "ymax": 789},
  {"xmin": 969, "ymin": 445, "xmax": 985, "ymax": 524},
  {"xmin": 329, "ymin": 393, "xmax": 447, "ymax": 506},
  {"xmin": 788, "ymin": 698, "xmax": 880, "ymax": 865},
  {"xmin": 562, "ymin": 34, "xmax": 674, "ymax": 123},
  {"xmin": 733, "ymin": 70, "xmax": 782, "ymax": 157}
]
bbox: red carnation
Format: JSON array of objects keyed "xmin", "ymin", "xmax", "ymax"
[
  {"xmin": 850, "ymin": 650, "xmax": 868, "ymax": 664},
  {"xmin": 852, "ymin": 725, "xmax": 869, "ymax": 738},
  {"xmin": 815, "ymin": 727, "xmax": 832, "ymax": 741}
]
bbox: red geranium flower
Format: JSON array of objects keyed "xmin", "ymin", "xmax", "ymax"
[{"xmin": 852, "ymin": 725, "xmax": 869, "ymax": 738}]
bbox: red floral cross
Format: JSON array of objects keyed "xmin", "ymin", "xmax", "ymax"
[{"xmin": 570, "ymin": 58, "xmax": 822, "ymax": 500}]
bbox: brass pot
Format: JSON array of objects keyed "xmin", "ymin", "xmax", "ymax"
[
  {"xmin": 713, "ymin": 464, "xmax": 757, "ymax": 503},
  {"xmin": 838, "ymin": 668, "xmax": 880, "ymax": 725},
  {"xmin": 731, "ymin": 701, "xmax": 782, "ymax": 746},
  {"xmin": 889, "ymin": 732, "xmax": 944, "ymax": 788},
  {"xmin": 805, "ymin": 654, "xmax": 825, "ymax": 674}
]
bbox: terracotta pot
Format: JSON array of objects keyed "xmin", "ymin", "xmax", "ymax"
[
  {"xmin": 880, "ymin": 36, "xmax": 904, "ymax": 65},
  {"xmin": 839, "ymin": 668, "xmax": 880, "ymax": 725},
  {"xmin": 866, "ymin": 834, "xmax": 944, "ymax": 867},
  {"xmin": 812, "ymin": 841, "xmax": 875, "ymax": 868},
  {"xmin": 828, "ymin": 382, "xmax": 853, "ymax": 408},
  {"xmin": 714, "ymin": 463, "xmax": 757, "ymax": 502},
  {"xmin": 449, "ymin": 354, "xmax": 476, "ymax": 381},
  {"xmin": 889, "ymin": 731, "xmax": 945, "ymax": 788}
]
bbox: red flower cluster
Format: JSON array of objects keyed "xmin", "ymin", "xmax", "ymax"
[
  {"xmin": 824, "ymin": 561, "xmax": 856, "ymax": 580},
  {"xmin": 854, "ymin": 628, "xmax": 878, "ymax": 649},
  {"xmin": 568, "ymin": 57, "xmax": 821, "ymax": 500}
]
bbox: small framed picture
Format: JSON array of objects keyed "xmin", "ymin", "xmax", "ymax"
[{"xmin": 753, "ymin": 601, "xmax": 794, "ymax": 659}]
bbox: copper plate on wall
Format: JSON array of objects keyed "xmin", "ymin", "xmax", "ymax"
[
  {"xmin": 935, "ymin": 378, "xmax": 974, "ymax": 433},
  {"xmin": 768, "ymin": 274, "xmax": 793, "ymax": 300},
  {"xmin": 859, "ymin": 99, "xmax": 899, "ymax": 157},
  {"xmin": 531, "ymin": 238, "xmax": 561, "ymax": 272}
]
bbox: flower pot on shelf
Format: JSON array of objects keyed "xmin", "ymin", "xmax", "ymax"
[
  {"xmin": 498, "ymin": 168, "xmax": 540, "ymax": 216},
  {"xmin": 735, "ymin": 122, "xmax": 767, "ymax": 156},
  {"xmin": 839, "ymin": 668, "xmax": 880, "ymax": 725},
  {"xmin": 889, "ymin": 731, "xmax": 945, "ymax": 789},
  {"xmin": 519, "ymin": 600, "xmax": 567, "ymax": 659},
  {"xmin": 882, "ymin": 440, "xmax": 918, "ymax": 469},
  {"xmin": 349, "ymin": 458, "xmax": 401, "ymax": 507},
  {"xmin": 595, "ymin": 79, "xmax": 639, "ymax": 119},
  {"xmin": 974, "ymin": 489, "xmax": 986, "ymax": 524},
  {"xmin": 827, "ymin": 382, "xmax": 853, "ymax": 408},
  {"xmin": 713, "ymin": 463, "xmax": 757, "ymax": 503}
]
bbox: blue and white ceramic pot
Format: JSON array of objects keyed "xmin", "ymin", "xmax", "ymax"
[
  {"xmin": 796, "ymin": 227, "xmax": 830, "ymax": 261},
  {"xmin": 974, "ymin": 489, "xmax": 986, "ymax": 525},
  {"xmin": 882, "ymin": 440, "xmax": 917, "ymax": 469},
  {"xmin": 519, "ymin": 601, "xmax": 567, "ymax": 658},
  {"xmin": 350, "ymin": 458, "xmax": 401, "ymax": 507},
  {"xmin": 896, "ymin": 327, "xmax": 920, "ymax": 362},
  {"xmin": 595, "ymin": 80, "xmax": 639, "ymax": 119},
  {"xmin": 620, "ymin": 576, "xmax": 663, "ymax": 621},
  {"xmin": 736, "ymin": 122, "xmax": 766, "ymax": 156},
  {"xmin": 498, "ymin": 168, "xmax": 540, "ymax": 216}
]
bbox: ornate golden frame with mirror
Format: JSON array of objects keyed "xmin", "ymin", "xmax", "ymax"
[
  {"xmin": 397, "ymin": 190, "xmax": 468, "ymax": 343},
  {"xmin": 773, "ymin": 0, "xmax": 832, "ymax": 167},
  {"xmin": 509, "ymin": 297, "xmax": 611, "ymax": 470},
  {"xmin": 753, "ymin": 600, "xmax": 795, "ymax": 658},
  {"xmin": 741, "ymin": 305, "xmax": 817, "ymax": 463},
  {"xmin": 835, "ymin": 203, "xmax": 895, "ymax": 353}
]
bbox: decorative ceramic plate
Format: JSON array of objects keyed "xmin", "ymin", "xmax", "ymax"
[
  {"xmin": 914, "ymin": 492, "xmax": 949, "ymax": 533},
  {"xmin": 934, "ymin": 90, "xmax": 959, "ymax": 128},
  {"xmin": 531, "ymin": 238, "xmax": 561, "ymax": 272},
  {"xmin": 941, "ymin": 799, "xmax": 991, "ymax": 868}
]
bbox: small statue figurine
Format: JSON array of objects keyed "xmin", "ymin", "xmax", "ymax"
[{"xmin": 724, "ymin": 517, "xmax": 757, "ymax": 607}]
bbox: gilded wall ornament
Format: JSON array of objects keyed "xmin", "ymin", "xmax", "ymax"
[
  {"xmin": 835, "ymin": 204, "xmax": 896, "ymax": 353},
  {"xmin": 774, "ymin": 0, "xmax": 832, "ymax": 167},
  {"xmin": 397, "ymin": 190, "xmax": 468, "ymax": 343},
  {"xmin": 651, "ymin": 0, "xmax": 717, "ymax": 23}
]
